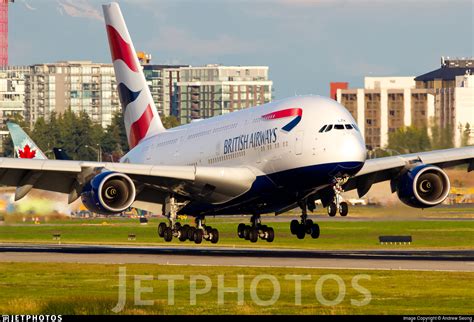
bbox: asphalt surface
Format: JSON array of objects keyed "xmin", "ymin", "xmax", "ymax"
[{"xmin": 0, "ymin": 243, "xmax": 473, "ymax": 272}]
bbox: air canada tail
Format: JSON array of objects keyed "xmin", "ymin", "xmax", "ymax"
[
  {"xmin": 102, "ymin": 2, "xmax": 165, "ymax": 150},
  {"xmin": 7, "ymin": 122, "xmax": 47, "ymax": 160}
]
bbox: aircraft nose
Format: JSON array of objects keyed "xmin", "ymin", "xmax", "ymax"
[{"xmin": 340, "ymin": 132, "xmax": 366, "ymax": 163}]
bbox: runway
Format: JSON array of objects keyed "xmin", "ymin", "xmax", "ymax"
[{"xmin": 0, "ymin": 243, "xmax": 473, "ymax": 271}]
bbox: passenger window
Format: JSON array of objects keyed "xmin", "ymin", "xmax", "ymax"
[
  {"xmin": 345, "ymin": 124, "xmax": 353, "ymax": 129},
  {"xmin": 334, "ymin": 124, "xmax": 344, "ymax": 130},
  {"xmin": 319, "ymin": 125, "xmax": 327, "ymax": 133},
  {"xmin": 325, "ymin": 125, "xmax": 333, "ymax": 132}
]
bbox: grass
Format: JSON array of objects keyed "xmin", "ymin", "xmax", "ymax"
[
  {"xmin": 0, "ymin": 262, "xmax": 472, "ymax": 315},
  {"xmin": 0, "ymin": 216, "xmax": 473, "ymax": 249}
]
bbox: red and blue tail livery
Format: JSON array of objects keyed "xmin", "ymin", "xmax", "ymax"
[
  {"xmin": 103, "ymin": 3, "xmax": 165, "ymax": 149},
  {"xmin": 262, "ymin": 108, "xmax": 303, "ymax": 132}
]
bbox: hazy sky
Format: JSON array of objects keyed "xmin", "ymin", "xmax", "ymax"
[{"xmin": 9, "ymin": 0, "xmax": 474, "ymax": 99}]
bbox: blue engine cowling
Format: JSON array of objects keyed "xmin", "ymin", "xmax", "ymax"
[
  {"xmin": 396, "ymin": 164, "xmax": 450, "ymax": 208},
  {"xmin": 81, "ymin": 171, "xmax": 136, "ymax": 215}
]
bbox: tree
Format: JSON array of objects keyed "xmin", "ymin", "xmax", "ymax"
[
  {"xmin": 387, "ymin": 126, "xmax": 431, "ymax": 154},
  {"xmin": 431, "ymin": 123, "xmax": 454, "ymax": 150},
  {"xmin": 101, "ymin": 111, "xmax": 128, "ymax": 159},
  {"xmin": 162, "ymin": 115, "xmax": 180, "ymax": 129},
  {"xmin": 461, "ymin": 123, "xmax": 471, "ymax": 147}
]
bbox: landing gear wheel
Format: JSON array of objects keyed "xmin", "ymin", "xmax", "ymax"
[
  {"xmin": 339, "ymin": 202, "xmax": 349, "ymax": 216},
  {"xmin": 178, "ymin": 227, "xmax": 188, "ymax": 241},
  {"xmin": 310, "ymin": 223, "xmax": 320, "ymax": 239},
  {"xmin": 210, "ymin": 229, "xmax": 219, "ymax": 244},
  {"xmin": 296, "ymin": 225, "xmax": 305, "ymax": 240},
  {"xmin": 327, "ymin": 202, "xmax": 337, "ymax": 217},
  {"xmin": 266, "ymin": 227, "xmax": 275, "ymax": 242},
  {"xmin": 205, "ymin": 226, "xmax": 212, "ymax": 235},
  {"xmin": 244, "ymin": 226, "xmax": 251, "ymax": 240},
  {"xmin": 175, "ymin": 222, "xmax": 181, "ymax": 229},
  {"xmin": 305, "ymin": 219, "xmax": 314, "ymax": 234},
  {"xmin": 193, "ymin": 229, "xmax": 203, "ymax": 244},
  {"xmin": 187, "ymin": 227, "xmax": 196, "ymax": 241},
  {"xmin": 163, "ymin": 227, "xmax": 173, "ymax": 242},
  {"xmin": 249, "ymin": 229, "xmax": 258, "ymax": 243},
  {"xmin": 158, "ymin": 222, "xmax": 167, "ymax": 237},
  {"xmin": 290, "ymin": 220, "xmax": 299, "ymax": 235},
  {"xmin": 237, "ymin": 223, "xmax": 246, "ymax": 238}
]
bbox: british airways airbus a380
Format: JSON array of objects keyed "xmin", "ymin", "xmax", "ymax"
[{"xmin": 1, "ymin": 3, "xmax": 473, "ymax": 244}]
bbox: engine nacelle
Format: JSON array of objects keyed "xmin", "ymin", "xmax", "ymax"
[
  {"xmin": 81, "ymin": 172, "xmax": 136, "ymax": 215},
  {"xmin": 396, "ymin": 164, "xmax": 450, "ymax": 208}
]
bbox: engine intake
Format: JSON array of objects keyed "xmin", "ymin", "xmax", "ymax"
[
  {"xmin": 396, "ymin": 164, "xmax": 450, "ymax": 208},
  {"xmin": 81, "ymin": 172, "xmax": 136, "ymax": 214}
]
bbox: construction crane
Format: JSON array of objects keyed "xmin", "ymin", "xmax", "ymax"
[{"xmin": 0, "ymin": 0, "xmax": 14, "ymax": 67}]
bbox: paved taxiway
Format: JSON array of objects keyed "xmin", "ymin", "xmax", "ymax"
[{"xmin": 0, "ymin": 244, "xmax": 472, "ymax": 272}]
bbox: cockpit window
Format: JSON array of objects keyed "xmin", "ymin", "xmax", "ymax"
[
  {"xmin": 334, "ymin": 124, "xmax": 344, "ymax": 130},
  {"xmin": 345, "ymin": 124, "xmax": 353, "ymax": 129},
  {"xmin": 325, "ymin": 125, "xmax": 333, "ymax": 132},
  {"xmin": 319, "ymin": 125, "xmax": 327, "ymax": 133},
  {"xmin": 352, "ymin": 123, "xmax": 360, "ymax": 132}
]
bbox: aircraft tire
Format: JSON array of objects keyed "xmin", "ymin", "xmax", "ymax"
[
  {"xmin": 339, "ymin": 202, "xmax": 349, "ymax": 216},
  {"xmin": 163, "ymin": 227, "xmax": 173, "ymax": 242},
  {"xmin": 158, "ymin": 222, "xmax": 167, "ymax": 238}
]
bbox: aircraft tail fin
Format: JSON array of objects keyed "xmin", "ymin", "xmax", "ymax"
[
  {"xmin": 7, "ymin": 122, "xmax": 48, "ymax": 160},
  {"xmin": 102, "ymin": 2, "xmax": 165, "ymax": 150}
]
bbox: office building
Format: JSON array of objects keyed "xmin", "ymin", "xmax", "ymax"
[{"xmin": 174, "ymin": 65, "xmax": 272, "ymax": 124}]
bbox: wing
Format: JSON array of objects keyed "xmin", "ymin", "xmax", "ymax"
[
  {"xmin": 343, "ymin": 146, "xmax": 474, "ymax": 197},
  {"xmin": 0, "ymin": 158, "xmax": 257, "ymax": 212}
]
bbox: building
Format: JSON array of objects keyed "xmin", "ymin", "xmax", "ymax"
[
  {"xmin": 329, "ymin": 82, "xmax": 348, "ymax": 100},
  {"xmin": 0, "ymin": 66, "xmax": 28, "ymax": 125},
  {"xmin": 24, "ymin": 61, "xmax": 120, "ymax": 128},
  {"xmin": 336, "ymin": 58, "xmax": 474, "ymax": 149},
  {"xmin": 142, "ymin": 64, "xmax": 188, "ymax": 117},
  {"xmin": 0, "ymin": 65, "xmax": 28, "ymax": 152},
  {"xmin": 415, "ymin": 57, "xmax": 474, "ymax": 147},
  {"xmin": 336, "ymin": 77, "xmax": 435, "ymax": 149},
  {"xmin": 174, "ymin": 65, "xmax": 272, "ymax": 124}
]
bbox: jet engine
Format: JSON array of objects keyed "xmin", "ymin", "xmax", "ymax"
[
  {"xmin": 81, "ymin": 172, "xmax": 136, "ymax": 214},
  {"xmin": 396, "ymin": 164, "xmax": 450, "ymax": 208}
]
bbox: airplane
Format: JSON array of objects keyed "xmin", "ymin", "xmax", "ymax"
[
  {"xmin": 7, "ymin": 121, "xmax": 71, "ymax": 161},
  {"xmin": 7, "ymin": 122, "xmax": 47, "ymax": 160},
  {"xmin": 0, "ymin": 2, "xmax": 472, "ymax": 245}
]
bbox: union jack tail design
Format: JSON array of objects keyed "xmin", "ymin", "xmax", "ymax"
[
  {"xmin": 102, "ymin": 3, "xmax": 165, "ymax": 149},
  {"xmin": 261, "ymin": 108, "xmax": 303, "ymax": 132}
]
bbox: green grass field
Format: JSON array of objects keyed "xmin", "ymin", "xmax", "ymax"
[
  {"xmin": 0, "ymin": 217, "xmax": 473, "ymax": 249},
  {"xmin": 0, "ymin": 262, "xmax": 472, "ymax": 315}
]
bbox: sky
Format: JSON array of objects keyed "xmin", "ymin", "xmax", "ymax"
[{"xmin": 8, "ymin": 0, "xmax": 474, "ymax": 99}]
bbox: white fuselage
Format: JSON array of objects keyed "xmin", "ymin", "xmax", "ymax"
[{"xmin": 122, "ymin": 95, "xmax": 366, "ymax": 178}]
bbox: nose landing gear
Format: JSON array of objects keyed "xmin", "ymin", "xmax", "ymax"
[{"xmin": 327, "ymin": 177, "xmax": 349, "ymax": 217}]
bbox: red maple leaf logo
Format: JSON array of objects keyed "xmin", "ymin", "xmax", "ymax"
[{"xmin": 18, "ymin": 145, "xmax": 37, "ymax": 159}]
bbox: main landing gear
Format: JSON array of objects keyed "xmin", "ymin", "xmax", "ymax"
[
  {"xmin": 327, "ymin": 177, "xmax": 349, "ymax": 217},
  {"xmin": 290, "ymin": 201, "xmax": 320, "ymax": 239},
  {"xmin": 237, "ymin": 214, "xmax": 275, "ymax": 243},
  {"xmin": 157, "ymin": 196, "xmax": 219, "ymax": 244}
]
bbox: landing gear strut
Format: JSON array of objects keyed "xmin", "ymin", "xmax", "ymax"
[
  {"xmin": 327, "ymin": 177, "xmax": 349, "ymax": 217},
  {"xmin": 157, "ymin": 196, "xmax": 219, "ymax": 244},
  {"xmin": 237, "ymin": 214, "xmax": 275, "ymax": 243},
  {"xmin": 291, "ymin": 201, "xmax": 320, "ymax": 239}
]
